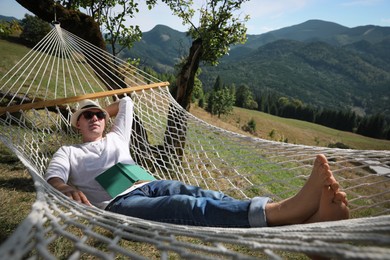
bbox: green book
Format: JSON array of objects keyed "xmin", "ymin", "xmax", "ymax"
[{"xmin": 95, "ymin": 163, "xmax": 156, "ymax": 198}]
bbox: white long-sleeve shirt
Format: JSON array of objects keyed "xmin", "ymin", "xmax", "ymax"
[{"xmin": 45, "ymin": 97, "xmax": 137, "ymax": 209}]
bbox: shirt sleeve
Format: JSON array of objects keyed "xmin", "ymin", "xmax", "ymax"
[
  {"xmin": 110, "ymin": 96, "xmax": 134, "ymax": 143},
  {"xmin": 44, "ymin": 146, "xmax": 71, "ymax": 183}
]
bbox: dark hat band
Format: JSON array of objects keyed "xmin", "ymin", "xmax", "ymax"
[{"xmin": 81, "ymin": 104, "xmax": 100, "ymax": 110}]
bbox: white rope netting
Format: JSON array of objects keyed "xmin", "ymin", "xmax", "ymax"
[{"xmin": 0, "ymin": 24, "xmax": 390, "ymax": 259}]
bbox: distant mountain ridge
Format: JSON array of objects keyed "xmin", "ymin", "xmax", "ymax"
[
  {"xmin": 220, "ymin": 20, "xmax": 390, "ymax": 63},
  {"xmin": 244, "ymin": 19, "xmax": 390, "ymax": 48},
  {"xmin": 203, "ymin": 39, "xmax": 389, "ymax": 115},
  {"xmin": 121, "ymin": 19, "xmax": 390, "ymax": 117},
  {"xmin": 0, "ymin": 15, "xmax": 20, "ymax": 22},
  {"xmin": 123, "ymin": 19, "xmax": 390, "ymax": 72},
  {"xmin": 121, "ymin": 25, "xmax": 191, "ymax": 72}
]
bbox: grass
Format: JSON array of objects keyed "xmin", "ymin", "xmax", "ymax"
[
  {"xmin": 0, "ymin": 148, "xmax": 35, "ymax": 244},
  {"xmin": 190, "ymin": 105, "xmax": 390, "ymax": 150},
  {"xmin": 0, "ymin": 39, "xmax": 30, "ymax": 76},
  {"xmin": 0, "ymin": 56, "xmax": 30, "ymax": 239}
]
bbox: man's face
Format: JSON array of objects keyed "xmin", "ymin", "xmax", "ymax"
[{"xmin": 76, "ymin": 109, "xmax": 106, "ymax": 141}]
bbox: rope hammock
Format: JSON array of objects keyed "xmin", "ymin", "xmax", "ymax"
[{"xmin": 0, "ymin": 23, "xmax": 390, "ymax": 259}]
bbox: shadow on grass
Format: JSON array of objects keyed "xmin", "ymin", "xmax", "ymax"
[
  {"xmin": 0, "ymin": 177, "xmax": 35, "ymax": 192},
  {"xmin": 0, "ymin": 35, "xmax": 27, "ymax": 46},
  {"xmin": 0, "ymin": 223, "xmax": 20, "ymax": 244}
]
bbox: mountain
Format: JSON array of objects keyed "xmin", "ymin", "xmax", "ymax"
[
  {"xmin": 125, "ymin": 19, "xmax": 390, "ymax": 72},
  {"xmin": 241, "ymin": 19, "xmax": 390, "ymax": 49},
  {"xmin": 201, "ymin": 39, "xmax": 390, "ymax": 116},
  {"xmin": 243, "ymin": 19, "xmax": 349, "ymax": 49},
  {"xmin": 0, "ymin": 15, "xmax": 20, "ymax": 22},
  {"xmin": 224, "ymin": 20, "xmax": 390, "ymax": 62},
  {"xmin": 119, "ymin": 25, "xmax": 191, "ymax": 73},
  {"xmin": 122, "ymin": 20, "xmax": 390, "ymax": 117}
]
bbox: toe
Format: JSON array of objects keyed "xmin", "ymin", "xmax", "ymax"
[
  {"xmin": 334, "ymin": 191, "xmax": 348, "ymax": 206},
  {"xmin": 321, "ymin": 186, "xmax": 334, "ymax": 204}
]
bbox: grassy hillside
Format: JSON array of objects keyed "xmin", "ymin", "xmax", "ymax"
[
  {"xmin": 0, "ymin": 39, "xmax": 30, "ymax": 75},
  {"xmin": 190, "ymin": 105, "xmax": 390, "ymax": 150}
]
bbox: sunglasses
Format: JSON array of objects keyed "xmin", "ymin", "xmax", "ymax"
[{"xmin": 81, "ymin": 111, "xmax": 106, "ymax": 120}]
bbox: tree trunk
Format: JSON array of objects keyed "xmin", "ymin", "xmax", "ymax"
[
  {"xmin": 175, "ymin": 38, "xmax": 203, "ymax": 111},
  {"xmin": 164, "ymin": 39, "xmax": 203, "ymax": 159}
]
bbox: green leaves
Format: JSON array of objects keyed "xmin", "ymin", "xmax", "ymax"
[
  {"xmin": 20, "ymin": 14, "xmax": 51, "ymax": 46},
  {"xmin": 162, "ymin": 0, "xmax": 250, "ymax": 66},
  {"xmin": 64, "ymin": 0, "xmax": 143, "ymax": 56},
  {"xmin": 207, "ymin": 76, "xmax": 235, "ymax": 117}
]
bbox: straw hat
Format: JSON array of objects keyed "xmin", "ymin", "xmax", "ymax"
[{"xmin": 70, "ymin": 99, "xmax": 109, "ymax": 127}]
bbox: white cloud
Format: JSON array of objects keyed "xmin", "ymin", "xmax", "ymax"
[
  {"xmin": 247, "ymin": 24, "xmax": 282, "ymax": 34},
  {"xmin": 381, "ymin": 18, "xmax": 390, "ymax": 24}
]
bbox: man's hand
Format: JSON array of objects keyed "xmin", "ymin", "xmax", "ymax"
[{"xmin": 48, "ymin": 177, "xmax": 92, "ymax": 206}]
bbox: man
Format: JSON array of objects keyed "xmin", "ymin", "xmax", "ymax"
[{"xmin": 45, "ymin": 96, "xmax": 349, "ymax": 227}]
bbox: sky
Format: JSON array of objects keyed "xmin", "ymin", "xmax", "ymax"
[{"xmin": 1, "ymin": 0, "xmax": 390, "ymax": 35}]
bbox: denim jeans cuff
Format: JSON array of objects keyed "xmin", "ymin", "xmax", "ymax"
[{"xmin": 248, "ymin": 197, "xmax": 271, "ymax": 227}]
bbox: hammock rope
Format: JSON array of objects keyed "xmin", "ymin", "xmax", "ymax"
[{"xmin": 0, "ymin": 23, "xmax": 390, "ymax": 259}]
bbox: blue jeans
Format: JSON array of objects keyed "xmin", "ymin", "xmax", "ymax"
[{"xmin": 106, "ymin": 180, "xmax": 270, "ymax": 227}]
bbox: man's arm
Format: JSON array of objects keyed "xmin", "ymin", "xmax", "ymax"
[
  {"xmin": 104, "ymin": 96, "xmax": 133, "ymax": 118},
  {"xmin": 104, "ymin": 100, "xmax": 120, "ymax": 117},
  {"xmin": 48, "ymin": 177, "xmax": 92, "ymax": 206}
]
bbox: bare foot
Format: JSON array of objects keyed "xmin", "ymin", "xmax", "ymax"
[
  {"xmin": 266, "ymin": 154, "xmax": 339, "ymax": 226},
  {"xmin": 300, "ymin": 154, "xmax": 339, "ymax": 210},
  {"xmin": 304, "ymin": 188, "xmax": 349, "ymax": 260},
  {"xmin": 305, "ymin": 186, "xmax": 349, "ymax": 223}
]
